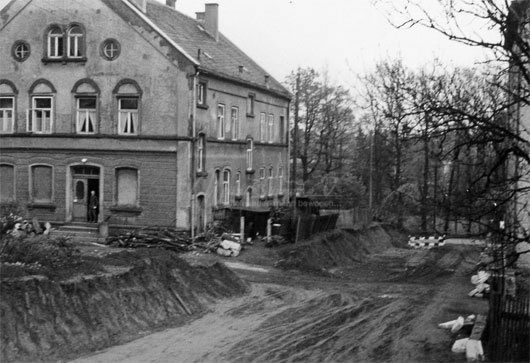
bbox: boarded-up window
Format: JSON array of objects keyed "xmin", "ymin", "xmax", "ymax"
[
  {"xmin": 31, "ymin": 165, "xmax": 53, "ymax": 203},
  {"xmin": 0, "ymin": 164, "xmax": 15, "ymax": 202},
  {"xmin": 116, "ymin": 168, "xmax": 138, "ymax": 205}
]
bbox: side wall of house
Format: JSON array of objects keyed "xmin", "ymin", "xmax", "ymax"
[{"xmin": 194, "ymin": 76, "xmax": 290, "ymax": 226}]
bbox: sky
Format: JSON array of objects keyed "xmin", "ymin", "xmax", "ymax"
[{"xmin": 0, "ymin": 0, "xmax": 494, "ymax": 87}]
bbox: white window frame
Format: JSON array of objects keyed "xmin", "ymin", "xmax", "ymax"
[
  {"xmin": 222, "ymin": 169, "xmax": 230, "ymax": 205},
  {"xmin": 27, "ymin": 96, "xmax": 53, "ymax": 134},
  {"xmin": 268, "ymin": 114, "xmax": 274, "ymax": 143},
  {"xmin": 197, "ymin": 134, "xmax": 205, "ymax": 172},
  {"xmin": 278, "ymin": 166, "xmax": 284, "ymax": 194},
  {"xmin": 67, "ymin": 26, "xmax": 83, "ymax": 58},
  {"xmin": 197, "ymin": 82, "xmax": 206, "ymax": 106},
  {"xmin": 246, "ymin": 139, "xmax": 254, "ymax": 171},
  {"xmin": 14, "ymin": 42, "xmax": 30, "ymax": 61},
  {"xmin": 76, "ymin": 96, "xmax": 97, "ymax": 134},
  {"xmin": 214, "ymin": 169, "xmax": 220, "ymax": 206},
  {"xmin": 0, "ymin": 96, "xmax": 15, "ymax": 134},
  {"xmin": 231, "ymin": 106, "xmax": 239, "ymax": 140},
  {"xmin": 268, "ymin": 167, "xmax": 274, "ymax": 196},
  {"xmin": 217, "ymin": 104, "xmax": 225, "ymax": 139},
  {"xmin": 118, "ymin": 97, "xmax": 139, "ymax": 135},
  {"xmin": 47, "ymin": 28, "xmax": 63, "ymax": 59},
  {"xmin": 259, "ymin": 112, "xmax": 266, "ymax": 142},
  {"xmin": 247, "ymin": 94, "xmax": 255, "ymax": 116},
  {"xmin": 236, "ymin": 171, "xmax": 241, "ymax": 196},
  {"xmin": 259, "ymin": 167, "xmax": 265, "ymax": 197}
]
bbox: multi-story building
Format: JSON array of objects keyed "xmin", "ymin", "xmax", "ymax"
[{"xmin": 0, "ymin": 0, "xmax": 291, "ymax": 233}]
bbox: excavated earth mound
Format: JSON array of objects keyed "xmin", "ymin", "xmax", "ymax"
[
  {"xmin": 275, "ymin": 224, "xmax": 405, "ymax": 273},
  {"xmin": 0, "ymin": 249, "xmax": 248, "ymax": 363}
]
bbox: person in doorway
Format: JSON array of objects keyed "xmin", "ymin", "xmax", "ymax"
[{"xmin": 88, "ymin": 190, "xmax": 98, "ymax": 223}]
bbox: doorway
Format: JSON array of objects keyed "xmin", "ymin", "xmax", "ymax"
[{"xmin": 72, "ymin": 165, "xmax": 100, "ymax": 222}]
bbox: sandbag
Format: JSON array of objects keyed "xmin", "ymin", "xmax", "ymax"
[{"xmin": 452, "ymin": 338, "xmax": 469, "ymax": 354}]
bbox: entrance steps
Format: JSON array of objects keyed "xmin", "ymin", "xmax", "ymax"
[{"xmin": 50, "ymin": 222, "xmax": 106, "ymax": 244}]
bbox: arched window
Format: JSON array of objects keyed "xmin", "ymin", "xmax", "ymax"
[
  {"xmin": 246, "ymin": 138, "xmax": 253, "ymax": 171},
  {"xmin": 115, "ymin": 168, "xmax": 139, "ymax": 206},
  {"xmin": 72, "ymin": 79, "xmax": 100, "ymax": 134},
  {"xmin": 47, "ymin": 26, "xmax": 64, "ymax": 59},
  {"xmin": 28, "ymin": 79, "xmax": 55, "ymax": 134},
  {"xmin": 67, "ymin": 25, "xmax": 84, "ymax": 58},
  {"xmin": 0, "ymin": 80, "xmax": 17, "ymax": 134},
  {"xmin": 222, "ymin": 169, "xmax": 230, "ymax": 205},
  {"xmin": 113, "ymin": 79, "xmax": 142, "ymax": 135},
  {"xmin": 0, "ymin": 164, "xmax": 15, "ymax": 202}
]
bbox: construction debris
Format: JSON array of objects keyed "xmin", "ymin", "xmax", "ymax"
[
  {"xmin": 105, "ymin": 229, "xmax": 194, "ymax": 252},
  {"xmin": 469, "ymin": 270, "xmax": 490, "ymax": 298}
]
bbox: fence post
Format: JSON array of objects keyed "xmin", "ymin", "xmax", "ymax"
[
  {"xmin": 266, "ymin": 218, "xmax": 272, "ymax": 243},
  {"xmin": 295, "ymin": 216, "xmax": 302, "ymax": 243},
  {"xmin": 240, "ymin": 216, "xmax": 245, "ymax": 243}
]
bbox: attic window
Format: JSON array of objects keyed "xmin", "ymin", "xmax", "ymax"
[
  {"xmin": 12, "ymin": 41, "xmax": 30, "ymax": 62},
  {"xmin": 101, "ymin": 39, "xmax": 121, "ymax": 61}
]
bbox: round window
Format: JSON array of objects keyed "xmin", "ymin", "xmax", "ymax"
[
  {"xmin": 101, "ymin": 39, "xmax": 120, "ymax": 61},
  {"xmin": 12, "ymin": 40, "xmax": 30, "ymax": 62}
]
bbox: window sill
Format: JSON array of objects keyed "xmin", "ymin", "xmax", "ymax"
[
  {"xmin": 246, "ymin": 113, "xmax": 255, "ymax": 118},
  {"xmin": 278, "ymin": 193, "xmax": 285, "ymax": 198},
  {"xmin": 110, "ymin": 205, "xmax": 143, "ymax": 214},
  {"xmin": 259, "ymin": 196, "xmax": 267, "ymax": 202},
  {"xmin": 42, "ymin": 57, "xmax": 87, "ymax": 64},
  {"xmin": 27, "ymin": 202, "xmax": 56, "ymax": 210},
  {"xmin": 196, "ymin": 170, "xmax": 208, "ymax": 178},
  {"xmin": 197, "ymin": 104, "xmax": 209, "ymax": 110},
  {"xmin": 245, "ymin": 168, "xmax": 255, "ymax": 175},
  {"xmin": 234, "ymin": 195, "xmax": 243, "ymax": 201},
  {"xmin": 266, "ymin": 195, "xmax": 274, "ymax": 200}
]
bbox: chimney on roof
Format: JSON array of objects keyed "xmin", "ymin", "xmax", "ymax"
[
  {"xmin": 129, "ymin": 0, "xmax": 147, "ymax": 13},
  {"xmin": 264, "ymin": 75, "xmax": 270, "ymax": 86},
  {"xmin": 204, "ymin": 3, "xmax": 219, "ymax": 41},
  {"xmin": 166, "ymin": 0, "xmax": 176, "ymax": 9}
]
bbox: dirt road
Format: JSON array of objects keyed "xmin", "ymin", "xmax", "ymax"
[{"xmin": 73, "ymin": 238, "xmax": 488, "ymax": 363}]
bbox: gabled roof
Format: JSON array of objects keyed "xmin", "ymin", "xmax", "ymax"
[{"xmin": 143, "ymin": 0, "xmax": 291, "ymax": 99}]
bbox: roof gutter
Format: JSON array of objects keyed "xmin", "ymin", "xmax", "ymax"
[
  {"xmin": 198, "ymin": 67, "xmax": 293, "ymax": 101},
  {"xmin": 120, "ymin": 0, "xmax": 200, "ymax": 66}
]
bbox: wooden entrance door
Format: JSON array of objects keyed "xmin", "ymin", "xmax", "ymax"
[
  {"xmin": 71, "ymin": 165, "xmax": 100, "ymax": 222},
  {"xmin": 73, "ymin": 178, "xmax": 88, "ymax": 221}
]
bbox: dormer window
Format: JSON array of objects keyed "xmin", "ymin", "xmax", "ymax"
[
  {"xmin": 67, "ymin": 25, "xmax": 84, "ymax": 58},
  {"xmin": 47, "ymin": 27, "xmax": 64, "ymax": 59}
]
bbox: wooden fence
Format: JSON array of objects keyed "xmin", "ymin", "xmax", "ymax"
[
  {"xmin": 487, "ymin": 291, "xmax": 530, "ymax": 362},
  {"xmin": 294, "ymin": 214, "xmax": 339, "ymax": 243}
]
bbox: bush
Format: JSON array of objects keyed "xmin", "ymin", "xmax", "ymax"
[
  {"xmin": 0, "ymin": 202, "xmax": 26, "ymax": 236},
  {"xmin": 1, "ymin": 235, "xmax": 81, "ymax": 270}
]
